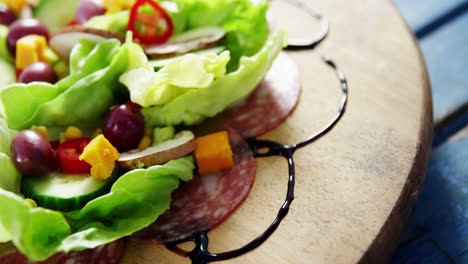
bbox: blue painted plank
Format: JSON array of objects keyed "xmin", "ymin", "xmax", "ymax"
[
  {"xmin": 392, "ymin": 0, "xmax": 468, "ymax": 33},
  {"xmin": 418, "ymin": 12, "xmax": 468, "ymax": 120},
  {"xmin": 390, "ymin": 235, "xmax": 452, "ymax": 264},
  {"xmin": 390, "ymin": 138, "xmax": 468, "ymax": 263}
]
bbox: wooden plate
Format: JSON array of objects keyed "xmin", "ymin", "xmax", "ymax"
[
  {"xmin": 121, "ymin": 0, "xmax": 432, "ymax": 263},
  {"xmin": 0, "ymin": 0, "xmax": 432, "ymax": 263}
]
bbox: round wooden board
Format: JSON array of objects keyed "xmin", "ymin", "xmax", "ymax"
[
  {"xmin": 120, "ymin": 0, "xmax": 432, "ymax": 263},
  {"xmin": 0, "ymin": 0, "xmax": 432, "ymax": 263}
]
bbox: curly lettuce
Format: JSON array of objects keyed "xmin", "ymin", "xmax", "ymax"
[
  {"xmin": 0, "ymin": 156, "xmax": 194, "ymax": 260},
  {"xmin": 0, "ymin": 35, "xmax": 147, "ymax": 130},
  {"xmin": 124, "ymin": 31, "xmax": 287, "ymax": 126},
  {"xmin": 87, "ymin": 0, "xmax": 269, "ymax": 71},
  {"xmin": 0, "ymin": 36, "xmax": 196, "ymax": 260}
]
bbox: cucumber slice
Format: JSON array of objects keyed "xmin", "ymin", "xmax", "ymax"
[
  {"xmin": 149, "ymin": 46, "xmax": 226, "ymax": 71},
  {"xmin": 22, "ymin": 168, "xmax": 119, "ymax": 212},
  {"xmin": 34, "ymin": 0, "xmax": 81, "ymax": 33},
  {"xmin": 0, "ymin": 58, "xmax": 16, "ymax": 87}
]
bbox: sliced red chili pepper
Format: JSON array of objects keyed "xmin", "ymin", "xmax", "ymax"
[
  {"xmin": 67, "ymin": 19, "xmax": 79, "ymax": 26},
  {"xmin": 128, "ymin": 0, "xmax": 174, "ymax": 45},
  {"xmin": 57, "ymin": 138, "xmax": 91, "ymax": 174}
]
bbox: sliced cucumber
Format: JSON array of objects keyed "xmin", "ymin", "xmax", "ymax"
[
  {"xmin": 34, "ymin": 0, "xmax": 81, "ymax": 33},
  {"xmin": 0, "ymin": 58, "xmax": 16, "ymax": 87},
  {"xmin": 148, "ymin": 46, "xmax": 226, "ymax": 71},
  {"xmin": 22, "ymin": 168, "xmax": 120, "ymax": 212}
]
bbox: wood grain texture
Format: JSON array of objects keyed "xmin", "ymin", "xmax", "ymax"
[
  {"xmin": 0, "ymin": 0, "xmax": 432, "ymax": 263},
  {"xmin": 121, "ymin": 0, "xmax": 432, "ymax": 263}
]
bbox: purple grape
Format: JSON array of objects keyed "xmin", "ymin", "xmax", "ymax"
[
  {"xmin": 19, "ymin": 62, "xmax": 58, "ymax": 84},
  {"xmin": 0, "ymin": 3, "xmax": 16, "ymax": 25},
  {"xmin": 103, "ymin": 104, "xmax": 145, "ymax": 152},
  {"xmin": 7, "ymin": 18, "xmax": 50, "ymax": 55},
  {"xmin": 11, "ymin": 130, "xmax": 54, "ymax": 177},
  {"xmin": 76, "ymin": 0, "xmax": 106, "ymax": 24}
]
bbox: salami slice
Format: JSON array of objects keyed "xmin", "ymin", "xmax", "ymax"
[
  {"xmin": 0, "ymin": 240, "xmax": 124, "ymax": 264},
  {"xmin": 131, "ymin": 127, "xmax": 256, "ymax": 244},
  {"xmin": 226, "ymin": 52, "xmax": 301, "ymax": 138}
]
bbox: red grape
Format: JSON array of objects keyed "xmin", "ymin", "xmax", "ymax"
[
  {"xmin": 11, "ymin": 130, "xmax": 54, "ymax": 177},
  {"xmin": 103, "ymin": 104, "xmax": 145, "ymax": 152},
  {"xmin": 7, "ymin": 18, "xmax": 50, "ymax": 55},
  {"xmin": 76, "ymin": 0, "xmax": 106, "ymax": 24},
  {"xmin": 19, "ymin": 62, "xmax": 58, "ymax": 83},
  {"xmin": 0, "ymin": 3, "xmax": 16, "ymax": 25}
]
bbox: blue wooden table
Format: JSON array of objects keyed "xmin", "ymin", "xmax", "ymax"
[{"xmin": 390, "ymin": 0, "xmax": 468, "ymax": 263}]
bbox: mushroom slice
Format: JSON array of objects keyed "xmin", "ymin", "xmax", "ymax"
[
  {"xmin": 49, "ymin": 26, "xmax": 125, "ymax": 61},
  {"xmin": 118, "ymin": 130, "xmax": 196, "ymax": 169},
  {"xmin": 145, "ymin": 26, "xmax": 226, "ymax": 58}
]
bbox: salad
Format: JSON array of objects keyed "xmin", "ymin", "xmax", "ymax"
[{"xmin": 0, "ymin": 0, "xmax": 288, "ymax": 262}]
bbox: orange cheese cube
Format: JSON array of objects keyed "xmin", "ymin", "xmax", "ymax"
[
  {"xmin": 16, "ymin": 35, "xmax": 48, "ymax": 70},
  {"xmin": 4, "ymin": 0, "xmax": 27, "ymax": 14},
  {"xmin": 80, "ymin": 134, "xmax": 120, "ymax": 180},
  {"xmin": 194, "ymin": 131, "xmax": 233, "ymax": 175}
]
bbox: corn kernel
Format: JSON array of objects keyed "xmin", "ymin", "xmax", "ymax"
[
  {"xmin": 30, "ymin": 126, "xmax": 48, "ymax": 140},
  {"xmin": 92, "ymin": 128, "xmax": 103, "ymax": 138},
  {"xmin": 64, "ymin": 126, "xmax": 83, "ymax": 141},
  {"xmin": 25, "ymin": 198, "xmax": 37, "ymax": 208},
  {"xmin": 144, "ymin": 127, "xmax": 153, "ymax": 136},
  {"xmin": 137, "ymin": 136, "xmax": 152, "ymax": 151}
]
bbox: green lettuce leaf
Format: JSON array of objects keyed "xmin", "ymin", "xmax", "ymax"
[
  {"xmin": 0, "ymin": 102, "xmax": 20, "ymax": 194},
  {"xmin": 0, "ymin": 156, "xmax": 194, "ymax": 260},
  {"xmin": 140, "ymin": 30, "xmax": 287, "ymax": 126},
  {"xmin": 86, "ymin": 0, "xmax": 268, "ymax": 71},
  {"xmin": 0, "ymin": 36, "xmax": 147, "ymax": 130},
  {"xmin": 120, "ymin": 51, "xmax": 230, "ymax": 107},
  {"xmin": 86, "ymin": 11, "xmax": 130, "ymax": 36},
  {"xmin": 182, "ymin": 0, "xmax": 269, "ymax": 71},
  {"xmin": 0, "ymin": 25, "xmax": 12, "ymax": 63},
  {"xmin": 153, "ymin": 126, "xmax": 175, "ymax": 145}
]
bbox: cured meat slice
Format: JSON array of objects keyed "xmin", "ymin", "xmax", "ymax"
[
  {"xmin": 131, "ymin": 127, "xmax": 256, "ymax": 244},
  {"xmin": 0, "ymin": 240, "xmax": 124, "ymax": 264},
  {"xmin": 227, "ymin": 52, "xmax": 301, "ymax": 138}
]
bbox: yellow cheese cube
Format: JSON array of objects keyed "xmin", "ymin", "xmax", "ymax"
[
  {"xmin": 118, "ymin": 0, "xmax": 136, "ymax": 9},
  {"xmin": 4, "ymin": 0, "xmax": 27, "ymax": 14},
  {"xmin": 103, "ymin": 0, "xmax": 135, "ymax": 13},
  {"xmin": 16, "ymin": 35, "xmax": 48, "ymax": 70},
  {"xmin": 80, "ymin": 134, "xmax": 120, "ymax": 180}
]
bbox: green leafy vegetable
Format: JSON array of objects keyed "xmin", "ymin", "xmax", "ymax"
[
  {"xmin": 0, "ymin": 36, "xmax": 148, "ymax": 130},
  {"xmin": 0, "ymin": 104, "xmax": 20, "ymax": 194},
  {"xmin": 136, "ymin": 30, "xmax": 287, "ymax": 126},
  {"xmin": 86, "ymin": 0, "xmax": 268, "ymax": 71},
  {"xmin": 0, "ymin": 25, "xmax": 13, "ymax": 63},
  {"xmin": 0, "ymin": 156, "xmax": 194, "ymax": 260},
  {"xmin": 182, "ymin": 0, "xmax": 269, "ymax": 71},
  {"xmin": 120, "ymin": 51, "xmax": 230, "ymax": 107},
  {"xmin": 86, "ymin": 11, "xmax": 130, "ymax": 36},
  {"xmin": 153, "ymin": 126, "xmax": 176, "ymax": 145}
]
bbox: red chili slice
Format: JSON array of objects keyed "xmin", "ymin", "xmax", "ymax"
[
  {"xmin": 127, "ymin": 0, "xmax": 174, "ymax": 45},
  {"xmin": 57, "ymin": 138, "xmax": 91, "ymax": 174}
]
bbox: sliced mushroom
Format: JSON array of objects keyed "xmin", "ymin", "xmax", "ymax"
[
  {"xmin": 118, "ymin": 130, "xmax": 196, "ymax": 169},
  {"xmin": 145, "ymin": 26, "xmax": 226, "ymax": 58},
  {"xmin": 49, "ymin": 26, "xmax": 125, "ymax": 61}
]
